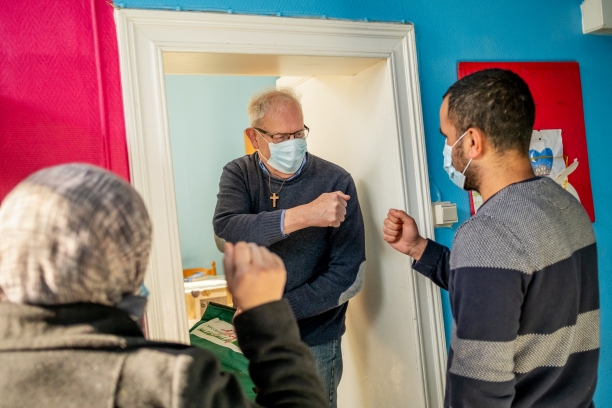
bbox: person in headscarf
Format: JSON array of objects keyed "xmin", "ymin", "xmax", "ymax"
[{"xmin": 0, "ymin": 164, "xmax": 326, "ymax": 408}]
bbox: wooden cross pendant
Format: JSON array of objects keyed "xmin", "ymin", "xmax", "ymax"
[{"xmin": 270, "ymin": 193, "xmax": 279, "ymax": 208}]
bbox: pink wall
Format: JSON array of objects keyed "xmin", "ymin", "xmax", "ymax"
[{"xmin": 0, "ymin": 0, "xmax": 129, "ymax": 201}]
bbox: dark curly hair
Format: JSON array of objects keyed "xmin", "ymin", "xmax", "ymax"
[{"xmin": 444, "ymin": 68, "xmax": 535, "ymax": 153}]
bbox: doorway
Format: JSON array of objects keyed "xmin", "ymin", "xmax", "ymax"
[
  {"xmin": 115, "ymin": 9, "xmax": 445, "ymax": 407},
  {"xmin": 165, "ymin": 74, "xmax": 278, "ymax": 327}
]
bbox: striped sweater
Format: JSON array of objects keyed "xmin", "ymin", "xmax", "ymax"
[{"xmin": 414, "ymin": 177, "xmax": 599, "ymax": 408}]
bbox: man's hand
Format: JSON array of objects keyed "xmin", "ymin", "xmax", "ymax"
[
  {"xmin": 223, "ymin": 242, "xmax": 287, "ymax": 312},
  {"xmin": 382, "ymin": 209, "xmax": 428, "ymax": 260},
  {"xmin": 305, "ymin": 192, "xmax": 350, "ymax": 228},
  {"xmin": 284, "ymin": 192, "xmax": 350, "ymax": 234}
]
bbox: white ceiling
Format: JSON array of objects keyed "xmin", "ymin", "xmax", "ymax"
[{"xmin": 162, "ymin": 52, "xmax": 385, "ymax": 76}]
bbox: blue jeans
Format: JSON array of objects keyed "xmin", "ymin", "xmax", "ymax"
[{"xmin": 310, "ymin": 339, "xmax": 343, "ymax": 408}]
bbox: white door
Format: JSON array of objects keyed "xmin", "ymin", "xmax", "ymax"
[{"xmin": 281, "ymin": 60, "xmax": 427, "ymax": 407}]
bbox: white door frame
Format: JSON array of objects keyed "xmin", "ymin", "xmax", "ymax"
[{"xmin": 115, "ymin": 9, "xmax": 446, "ymax": 407}]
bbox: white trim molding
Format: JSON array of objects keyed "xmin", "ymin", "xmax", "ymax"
[{"xmin": 115, "ymin": 9, "xmax": 446, "ymax": 407}]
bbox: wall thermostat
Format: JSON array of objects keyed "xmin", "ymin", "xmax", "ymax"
[{"xmin": 432, "ymin": 201, "xmax": 458, "ymax": 228}]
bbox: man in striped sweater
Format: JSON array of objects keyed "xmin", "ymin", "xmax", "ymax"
[{"xmin": 383, "ymin": 69, "xmax": 599, "ymax": 407}]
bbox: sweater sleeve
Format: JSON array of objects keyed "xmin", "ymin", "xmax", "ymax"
[
  {"xmin": 411, "ymin": 239, "xmax": 451, "ymax": 290},
  {"xmin": 213, "ymin": 162, "xmax": 286, "ymax": 247},
  {"xmin": 234, "ymin": 300, "xmax": 328, "ymax": 408},
  {"xmin": 444, "ymin": 216, "xmax": 530, "ymax": 408},
  {"xmin": 283, "ymin": 174, "xmax": 366, "ymax": 320}
]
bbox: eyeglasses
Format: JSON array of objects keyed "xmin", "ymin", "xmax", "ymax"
[{"xmin": 254, "ymin": 125, "xmax": 310, "ymax": 144}]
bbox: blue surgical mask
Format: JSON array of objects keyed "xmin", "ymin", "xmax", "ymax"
[
  {"xmin": 116, "ymin": 284, "xmax": 149, "ymax": 322},
  {"xmin": 263, "ymin": 138, "xmax": 307, "ymax": 174},
  {"xmin": 443, "ymin": 131, "xmax": 472, "ymax": 190}
]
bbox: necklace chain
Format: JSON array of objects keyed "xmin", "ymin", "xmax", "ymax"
[{"xmin": 268, "ymin": 172, "xmax": 288, "ymax": 195}]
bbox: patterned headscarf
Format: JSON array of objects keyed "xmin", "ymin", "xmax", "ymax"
[{"xmin": 0, "ymin": 164, "xmax": 152, "ymax": 307}]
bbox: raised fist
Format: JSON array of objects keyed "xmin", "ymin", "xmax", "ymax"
[
  {"xmin": 305, "ymin": 191, "xmax": 350, "ymax": 228},
  {"xmin": 223, "ymin": 242, "xmax": 287, "ymax": 312},
  {"xmin": 382, "ymin": 209, "xmax": 427, "ymax": 260}
]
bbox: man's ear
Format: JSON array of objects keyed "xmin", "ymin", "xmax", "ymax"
[
  {"xmin": 245, "ymin": 128, "xmax": 259, "ymax": 150},
  {"xmin": 466, "ymin": 128, "xmax": 485, "ymax": 160}
]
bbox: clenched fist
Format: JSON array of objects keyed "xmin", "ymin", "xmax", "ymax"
[
  {"xmin": 284, "ymin": 191, "xmax": 350, "ymax": 234},
  {"xmin": 306, "ymin": 191, "xmax": 350, "ymax": 228},
  {"xmin": 382, "ymin": 209, "xmax": 428, "ymax": 260},
  {"xmin": 223, "ymin": 242, "xmax": 286, "ymax": 312}
]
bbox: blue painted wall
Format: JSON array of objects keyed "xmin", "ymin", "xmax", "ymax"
[
  {"xmin": 165, "ymin": 75, "xmax": 278, "ymax": 272},
  {"xmin": 133, "ymin": 1, "xmax": 612, "ymax": 403}
]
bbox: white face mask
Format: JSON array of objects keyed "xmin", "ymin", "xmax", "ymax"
[
  {"xmin": 443, "ymin": 131, "xmax": 472, "ymax": 190},
  {"xmin": 262, "ymin": 137, "xmax": 307, "ymax": 174}
]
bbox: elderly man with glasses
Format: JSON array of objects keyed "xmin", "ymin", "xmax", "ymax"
[{"xmin": 213, "ymin": 88, "xmax": 366, "ymax": 408}]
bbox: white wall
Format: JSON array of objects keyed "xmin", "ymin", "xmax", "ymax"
[{"xmin": 290, "ymin": 61, "xmax": 426, "ymax": 407}]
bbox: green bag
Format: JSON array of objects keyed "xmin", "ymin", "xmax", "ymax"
[{"xmin": 189, "ymin": 302, "xmax": 257, "ymax": 401}]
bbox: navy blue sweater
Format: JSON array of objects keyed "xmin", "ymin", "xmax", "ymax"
[
  {"xmin": 213, "ymin": 153, "xmax": 366, "ymax": 346},
  {"xmin": 414, "ymin": 177, "xmax": 599, "ymax": 408}
]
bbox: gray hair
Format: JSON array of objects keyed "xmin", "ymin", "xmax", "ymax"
[
  {"xmin": 0, "ymin": 164, "xmax": 152, "ymax": 307},
  {"xmin": 247, "ymin": 87, "xmax": 303, "ymax": 127}
]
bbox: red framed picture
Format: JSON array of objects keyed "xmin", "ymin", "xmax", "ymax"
[{"xmin": 459, "ymin": 62, "xmax": 595, "ymax": 222}]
